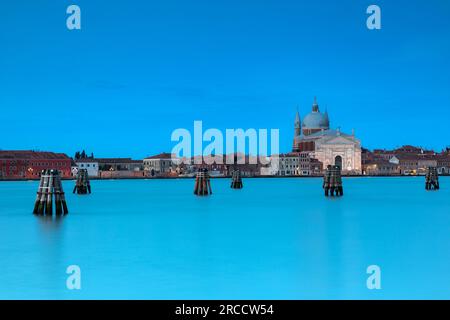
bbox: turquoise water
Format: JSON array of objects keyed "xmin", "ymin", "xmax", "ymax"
[{"xmin": 0, "ymin": 177, "xmax": 449, "ymax": 299}]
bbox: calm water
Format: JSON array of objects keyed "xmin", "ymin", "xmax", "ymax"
[{"xmin": 0, "ymin": 177, "xmax": 449, "ymax": 299}]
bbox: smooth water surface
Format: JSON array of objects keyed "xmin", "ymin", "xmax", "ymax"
[{"xmin": 0, "ymin": 177, "xmax": 449, "ymax": 299}]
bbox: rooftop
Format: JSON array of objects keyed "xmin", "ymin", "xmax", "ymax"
[
  {"xmin": 0, "ymin": 150, "xmax": 70, "ymax": 160},
  {"xmin": 144, "ymin": 153, "xmax": 173, "ymax": 160},
  {"xmin": 95, "ymin": 158, "xmax": 142, "ymax": 164},
  {"xmin": 74, "ymin": 158, "xmax": 98, "ymax": 163}
]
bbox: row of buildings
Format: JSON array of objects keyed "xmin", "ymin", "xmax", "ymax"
[
  {"xmin": 1, "ymin": 98, "xmax": 449, "ymax": 179},
  {"xmin": 3, "ymin": 147, "xmax": 449, "ymax": 180},
  {"xmin": 1, "ymin": 147, "xmax": 450, "ymax": 180},
  {"xmin": 0, "ymin": 150, "xmax": 266, "ymax": 179},
  {"xmin": 362, "ymin": 146, "xmax": 450, "ymax": 175},
  {"xmin": 0, "ymin": 151, "xmax": 146, "ymax": 180}
]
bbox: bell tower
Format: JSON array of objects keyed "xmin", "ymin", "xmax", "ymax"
[
  {"xmin": 294, "ymin": 108, "xmax": 301, "ymax": 137},
  {"xmin": 293, "ymin": 108, "xmax": 301, "ymax": 152}
]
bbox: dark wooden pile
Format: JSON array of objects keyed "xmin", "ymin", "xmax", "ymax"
[
  {"xmin": 323, "ymin": 165, "xmax": 344, "ymax": 197},
  {"xmin": 194, "ymin": 168, "xmax": 212, "ymax": 196},
  {"xmin": 425, "ymin": 167, "xmax": 439, "ymax": 190},
  {"xmin": 73, "ymin": 169, "xmax": 91, "ymax": 194},
  {"xmin": 33, "ymin": 169, "xmax": 69, "ymax": 215},
  {"xmin": 230, "ymin": 169, "xmax": 243, "ymax": 189}
]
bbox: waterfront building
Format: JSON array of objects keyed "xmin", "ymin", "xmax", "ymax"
[
  {"xmin": 437, "ymin": 153, "xmax": 450, "ymax": 175},
  {"xmin": 96, "ymin": 158, "xmax": 143, "ymax": 171},
  {"xmin": 260, "ymin": 157, "xmax": 279, "ymax": 176},
  {"xmin": 362, "ymin": 146, "xmax": 446, "ymax": 175},
  {"xmin": 417, "ymin": 157, "xmax": 438, "ymax": 174},
  {"xmin": 292, "ymin": 98, "xmax": 362, "ymax": 174},
  {"xmin": 309, "ymin": 158, "xmax": 324, "ymax": 175},
  {"xmin": 74, "ymin": 159, "xmax": 99, "ymax": 177},
  {"xmin": 194, "ymin": 155, "xmax": 230, "ymax": 176},
  {"xmin": 96, "ymin": 158, "xmax": 144, "ymax": 178},
  {"xmin": 143, "ymin": 153, "xmax": 178, "ymax": 176},
  {"xmin": 275, "ymin": 152, "xmax": 322, "ymax": 176},
  {"xmin": 0, "ymin": 150, "xmax": 72, "ymax": 179},
  {"xmin": 396, "ymin": 154, "xmax": 424, "ymax": 175},
  {"xmin": 363, "ymin": 158, "xmax": 400, "ymax": 175},
  {"xmin": 277, "ymin": 153, "xmax": 302, "ymax": 176},
  {"xmin": 186, "ymin": 154, "xmax": 263, "ymax": 177},
  {"xmin": 362, "ymin": 148, "xmax": 400, "ymax": 175}
]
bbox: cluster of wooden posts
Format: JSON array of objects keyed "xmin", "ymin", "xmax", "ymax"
[
  {"xmin": 323, "ymin": 165, "xmax": 344, "ymax": 197},
  {"xmin": 321, "ymin": 165, "xmax": 442, "ymax": 197},
  {"xmin": 33, "ymin": 168, "xmax": 92, "ymax": 216},
  {"xmin": 193, "ymin": 168, "xmax": 245, "ymax": 196},
  {"xmin": 193, "ymin": 168, "xmax": 213, "ymax": 196},
  {"xmin": 33, "ymin": 169, "xmax": 69, "ymax": 215},
  {"xmin": 73, "ymin": 169, "xmax": 91, "ymax": 194},
  {"xmin": 231, "ymin": 169, "xmax": 243, "ymax": 189},
  {"xmin": 425, "ymin": 167, "xmax": 439, "ymax": 190}
]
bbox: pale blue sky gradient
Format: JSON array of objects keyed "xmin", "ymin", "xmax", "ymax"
[{"xmin": 1, "ymin": 0, "xmax": 450, "ymax": 158}]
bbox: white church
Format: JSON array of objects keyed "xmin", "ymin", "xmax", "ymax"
[{"xmin": 292, "ymin": 97, "xmax": 362, "ymax": 174}]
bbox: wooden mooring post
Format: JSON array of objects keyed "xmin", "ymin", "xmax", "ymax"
[
  {"xmin": 323, "ymin": 165, "xmax": 344, "ymax": 197},
  {"xmin": 230, "ymin": 169, "xmax": 243, "ymax": 189},
  {"xmin": 425, "ymin": 166, "xmax": 439, "ymax": 190},
  {"xmin": 33, "ymin": 169, "xmax": 69, "ymax": 215},
  {"xmin": 73, "ymin": 169, "xmax": 91, "ymax": 194},
  {"xmin": 194, "ymin": 168, "xmax": 212, "ymax": 196}
]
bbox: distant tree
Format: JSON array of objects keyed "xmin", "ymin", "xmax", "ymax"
[
  {"xmin": 90, "ymin": 152, "xmax": 94, "ymax": 159},
  {"xmin": 81, "ymin": 150, "xmax": 86, "ymax": 159},
  {"xmin": 74, "ymin": 151, "xmax": 80, "ymax": 160}
]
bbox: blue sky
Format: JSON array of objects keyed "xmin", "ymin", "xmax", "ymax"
[{"xmin": 1, "ymin": 0, "xmax": 450, "ymax": 158}]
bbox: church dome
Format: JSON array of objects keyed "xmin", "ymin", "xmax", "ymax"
[
  {"xmin": 302, "ymin": 111, "xmax": 329, "ymax": 128},
  {"xmin": 302, "ymin": 97, "xmax": 329, "ymax": 129}
]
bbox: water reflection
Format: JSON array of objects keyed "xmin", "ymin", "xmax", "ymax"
[
  {"xmin": 32, "ymin": 214, "xmax": 68, "ymax": 298},
  {"xmin": 35, "ymin": 214, "xmax": 66, "ymax": 235}
]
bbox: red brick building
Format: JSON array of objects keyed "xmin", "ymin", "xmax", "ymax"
[{"xmin": 0, "ymin": 150, "xmax": 72, "ymax": 179}]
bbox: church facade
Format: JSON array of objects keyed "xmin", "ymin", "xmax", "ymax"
[{"xmin": 292, "ymin": 98, "xmax": 362, "ymax": 174}]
